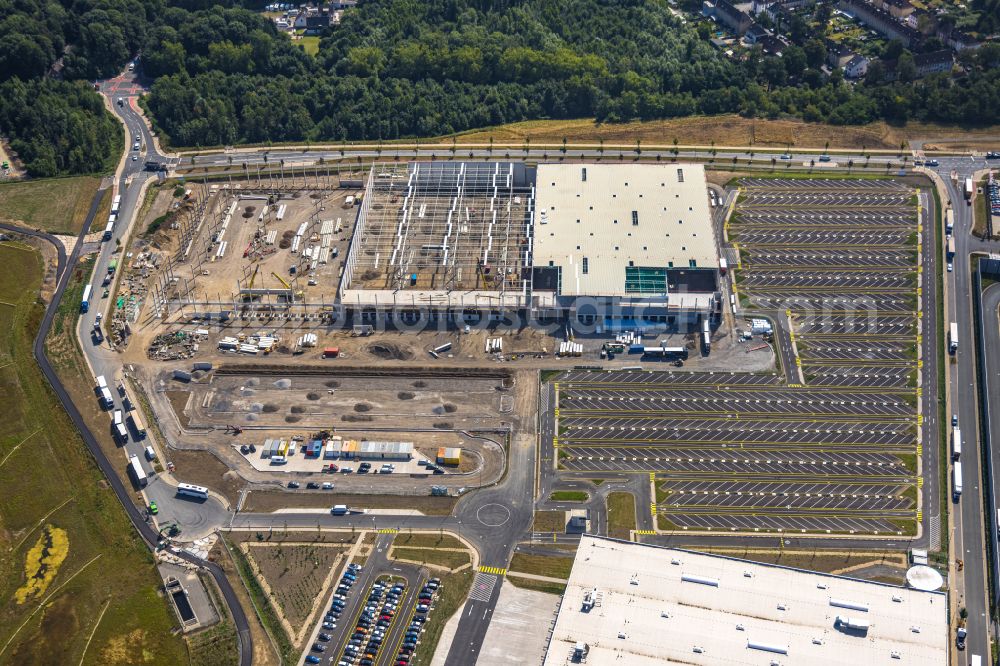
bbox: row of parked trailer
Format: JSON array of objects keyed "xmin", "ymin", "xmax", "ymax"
[
  {"xmin": 95, "ymin": 374, "xmax": 147, "ymax": 442},
  {"xmin": 101, "ymin": 194, "xmax": 123, "ymax": 241}
]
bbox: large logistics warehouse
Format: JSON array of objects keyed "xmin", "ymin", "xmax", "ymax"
[
  {"xmin": 340, "ymin": 162, "xmax": 721, "ymax": 329},
  {"xmin": 543, "ymin": 535, "xmax": 947, "ymax": 666}
]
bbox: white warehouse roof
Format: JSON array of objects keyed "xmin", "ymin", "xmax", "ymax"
[
  {"xmin": 532, "ymin": 163, "xmax": 718, "ymax": 297},
  {"xmin": 543, "ymin": 535, "xmax": 947, "ymax": 666}
]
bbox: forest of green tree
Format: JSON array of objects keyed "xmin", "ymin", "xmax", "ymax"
[{"xmin": 1, "ymin": 0, "xmax": 999, "ymax": 175}]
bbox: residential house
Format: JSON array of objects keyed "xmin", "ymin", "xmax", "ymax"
[
  {"xmin": 746, "ymin": 23, "xmax": 772, "ymax": 44},
  {"xmin": 827, "ymin": 40, "xmax": 856, "ymax": 68},
  {"xmin": 874, "ymin": 0, "xmax": 915, "ymax": 19},
  {"xmin": 293, "ymin": 6, "xmax": 334, "ymax": 34},
  {"xmin": 844, "ymin": 54, "xmax": 870, "ymax": 78},
  {"xmin": 757, "ymin": 33, "xmax": 789, "ymax": 56},
  {"xmin": 882, "ymin": 49, "xmax": 953, "ymax": 80},
  {"xmin": 708, "ymin": 0, "xmax": 755, "ymax": 35},
  {"xmin": 944, "ymin": 29, "xmax": 981, "ymax": 52},
  {"xmin": 913, "ymin": 49, "xmax": 953, "ymax": 75},
  {"xmin": 837, "ymin": 0, "xmax": 922, "ymax": 48}
]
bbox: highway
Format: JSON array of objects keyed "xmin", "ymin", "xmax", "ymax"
[
  {"xmin": 944, "ymin": 166, "xmax": 994, "ymax": 661},
  {"xmin": 53, "ymin": 81, "xmax": 999, "ymax": 665}
]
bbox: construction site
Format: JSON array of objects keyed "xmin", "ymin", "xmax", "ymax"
[
  {"xmin": 140, "ymin": 365, "xmax": 521, "ymax": 489},
  {"xmin": 146, "ymin": 183, "xmax": 361, "ymax": 324},
  {"xmin": 340, "ymin": 161, "xmax": 534, "ymax": 314}
]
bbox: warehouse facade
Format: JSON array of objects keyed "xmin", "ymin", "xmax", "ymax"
[
  {"xmin": 340, "ymin": 162, "xmax": 720, "ymax": 330},
  {"xmin": 544, "ymin": 536, "xmax": 947, "ymax": 666}
]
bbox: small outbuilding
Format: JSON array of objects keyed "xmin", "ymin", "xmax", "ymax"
[{"xmin": 436, "ymin": 447, "xmax": 462, "ymax": 465}]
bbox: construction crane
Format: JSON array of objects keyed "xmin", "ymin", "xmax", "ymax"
[
  {"xmin": 247, "ymin": 266, "xmax": 259, "ymax": 289},
  {"xmin": 271, "ymin": 271, "xmax": 292, "ymax": 290}
]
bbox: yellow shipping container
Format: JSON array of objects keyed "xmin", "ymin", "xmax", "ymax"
[{"xmin": 436, "ymin": 447, "xmax": 461, "ymax": 465}]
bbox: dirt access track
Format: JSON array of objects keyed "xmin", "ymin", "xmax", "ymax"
[{"xmin": 140, "ymin": 364, "xmax": 529, "ymax": 497}]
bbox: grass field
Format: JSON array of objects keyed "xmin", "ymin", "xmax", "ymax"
[
  {"xmin": 410, "ymin": 569, "xmax": 473, "ymax": 666},
  {"xmin": 390, "ymin": 547, "xmax": 470, "ymax": 570},
  {"xmin": 531, "ymin": 511, "xmax": 566, "ymax": 533},
  {"xmin": 451, "ymin": 116, "xmax": 1000, "ymax": 151},
  {"xmin": 694, "ymin": 548, "xmax": 907, "ymax": 574},
  {"xmin": 0, "ymin": 177, "xmax": 101, "ymax": 234},
  {"xmin": 225, "ymin": 537, "xmax": 295, "ymax": 663},
  {"xmin": 297, "ymin": 35, "xmax": 319, "ymax": 56},
  {"xmin": 210, "ymin": 539, "xmax": 281, "ymax": 666},
  {"xmin": 549, "ymin": 491, "xmax": 588, "ymax": 502},
  {"xmin": 0, "ymin": 242, "xmax": 187, "ymax": 665},
  {"xmin": 508, "ymin": 553, "xmax": 574, "ymax": 580},
  {"xmin": 606, "ymin": 492, "xmax": 637, "ymax": 540},
  {"xmin": 505, "ymin": 575, "xmax": 566, "ymax": 596},
  {"xmin": 245, "ymin": 543, "xmax": 346, "ymax": 631},
  {"xmin": 393, "ymin": 533, "xmax": 465, "ymax": 549}
]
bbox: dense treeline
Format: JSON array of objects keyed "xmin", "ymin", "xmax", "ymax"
[
  {"xmin": 2, "ymin": 0, "xmax": 1000, "ymax": 166},
  {"xmin": 143, "ymin": 0, "xmax": 1000, "ymax": 146},
  {"xmin": 0, "ymin": 78, "xmax": 121, "ymax": 176}
]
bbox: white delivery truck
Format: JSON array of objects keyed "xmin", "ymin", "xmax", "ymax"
[
  {"xmin": 949, "ymin": 322, "xmax": 958, "ymax": 354},
  {"xmin": 953, "ymin": 461, "xmax": 963, "ymax": 499},
  {"xmin": 952, "ymin": 428, "xmax": 962, "ymax": 460}
]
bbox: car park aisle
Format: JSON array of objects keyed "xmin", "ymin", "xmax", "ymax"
[
  {"xmin": 316, "ymin": 533, "xmax": 392, "ymax": 665},
  {"xmin": 376, "ymin": 570, "xmax": 424, "ymax": 666}
]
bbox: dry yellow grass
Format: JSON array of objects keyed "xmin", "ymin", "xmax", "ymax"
[
  {"xmin": 453, "ymin": 116, "xmax": 1000, "ymax": 152},
  {"xmin": 0, "ymin": 176, "xmax": 101, "ymax": 234}
]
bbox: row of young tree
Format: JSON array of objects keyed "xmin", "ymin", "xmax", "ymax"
[{"xmin": 1, "ymin": 0, "xmax": 999, "ymax": 173}]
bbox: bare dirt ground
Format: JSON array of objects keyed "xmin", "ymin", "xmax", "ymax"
[
  {"xmin": 154, "ymin": 188, "xmax": 355, "ymax": 310},
  {"xmin": 138, "ymin": 366, "xmax": 516, "ymax": 498},
  {"xmin": 125, "ymin": 318, "xmax": 773, "ymax": 376}
]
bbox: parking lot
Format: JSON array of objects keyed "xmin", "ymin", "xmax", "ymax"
[{"xmin": 553, "ymin": 178, "xmax": 923, "ymax": 536}]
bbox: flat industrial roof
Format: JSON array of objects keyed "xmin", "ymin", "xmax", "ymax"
[
  {"xmin": 532, "ymin": 164, "xmax": 718, "ymax": 297},
  {"xmin": 543, "ymin": 536, "xmax": 947, "ymax": 666}
]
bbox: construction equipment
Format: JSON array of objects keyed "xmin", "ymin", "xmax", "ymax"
[
  {"xmin": 247, "ymin": 266, "xmax": 259, "ymax": 289},
  {"xmin": 271, "ymin": 271, "xmax": 292, "ymax": 290},
  {"xmin": 225, "ymin": 424, "xmax": 244, "ymax": 435}
]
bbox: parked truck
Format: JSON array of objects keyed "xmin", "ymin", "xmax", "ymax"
[
  {"xmin": 946, "ymin": 208, "xmax": 954, "ymax": 234},
  {"xmin": 965, "ymin": 177, "xmax": 974, "ymax": 203},
  {"xmin": 127, "ymin": 454, "xmax": 146, "ymax": 486},
  {"xmin": 954, "ymin": 461, "xmax": 963, "ymax": 499},
  {"xmin": 947, "ymin": 236, "xmax": 955, "ymax": 259},
  {"xmin": 81, "ymin": 284, "xmax": 92, "ymax": 313},
  {"xmin": 953, "ymin": 427, "xmax": 962, "ymax": 460},
  {"xmin": 949, "ymin": 322, "xmax": 959, "ymax": 354}
]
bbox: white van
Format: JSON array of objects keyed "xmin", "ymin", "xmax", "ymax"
[
  {"xmin": 144, "ymin": 446, "xmax": 156, "ymax": 461},
  {"xmin": 113, "ymin": 409, "xmax": 123, "ymax": 425},
  {"xmin": 331, "ymin": 505, "xmax": 349, "ymax": 515}
]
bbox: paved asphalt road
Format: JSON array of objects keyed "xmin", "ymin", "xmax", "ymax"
[
  {"xmin": 945, "ymin": 168, "xmax": 993, "ymax": 661},
  {"xmin": 60, "ymin": 97, "xmax": 1000, "ymax": 665},
  {"xmin": 11, "ymin": 75, "xmax": 257, "ymax": 666}
]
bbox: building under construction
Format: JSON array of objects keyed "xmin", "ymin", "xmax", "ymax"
[
  {"xmin": 340, "ymin": 162, "xmax": 535, "ymax": 320},
  {"xmin": 341, "ymin": 162, "xmax": 721, "ymax": 328}
]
